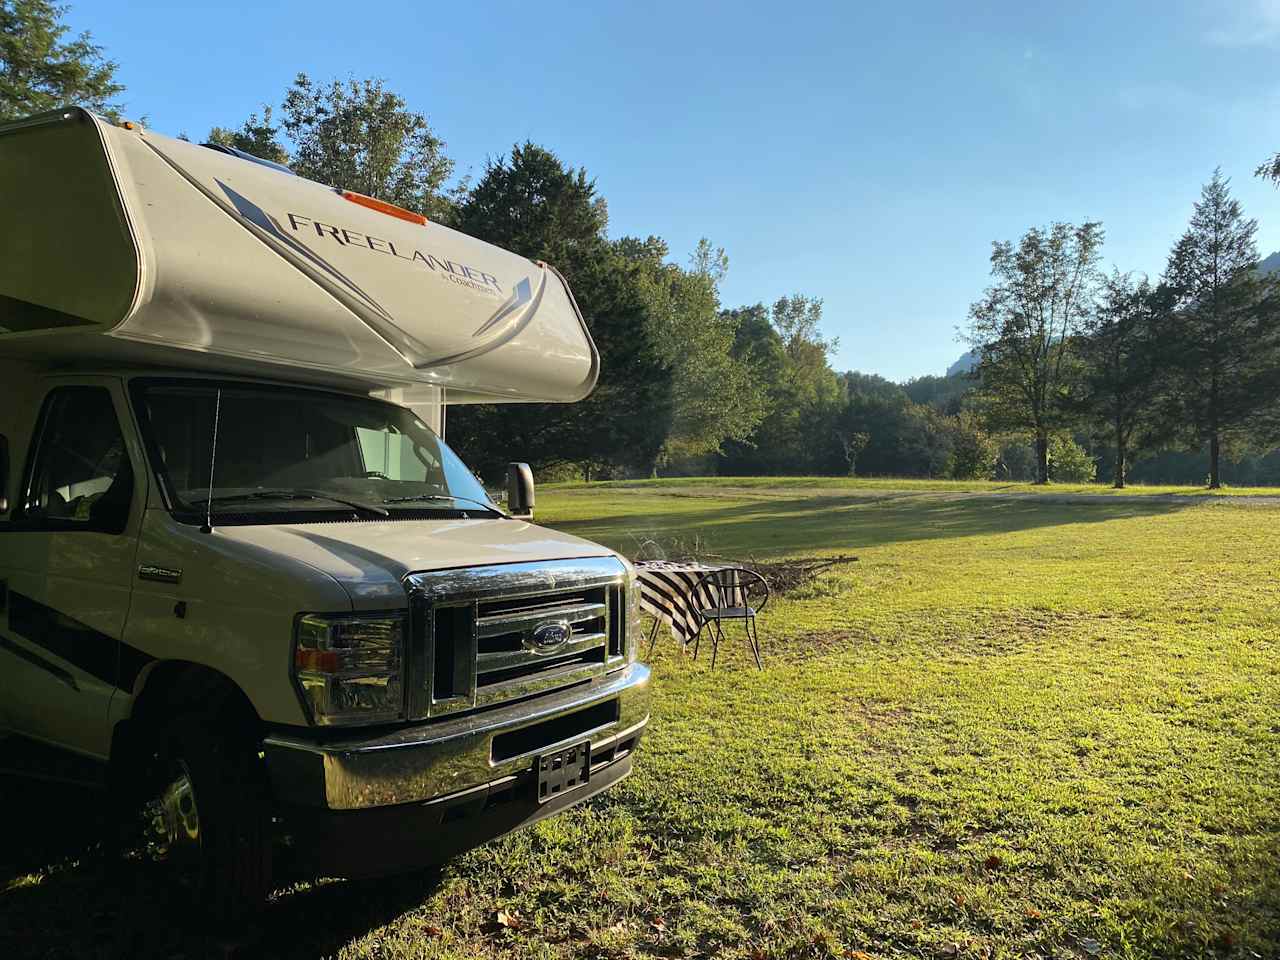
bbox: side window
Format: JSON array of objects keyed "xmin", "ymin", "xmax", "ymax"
[
  {"xmin": 356, "ymin": 426, "xmax": 445, "ymax": 485},
  {"xmin": 21, "ymin": 387, "xmax": 134, "ymax": 533}
]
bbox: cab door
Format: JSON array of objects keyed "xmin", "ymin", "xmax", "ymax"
[{"xmin": 0, "ymin": 380, "xmax": 146, "ymax": 760}]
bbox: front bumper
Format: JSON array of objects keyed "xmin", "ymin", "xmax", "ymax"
[
  {"xmin": 281, "ymin": 741, "xmax": 639, "ymax": 879},
  {"xmin": 263, "ymin": 662, "xmax": 650, "ymax": 811}
]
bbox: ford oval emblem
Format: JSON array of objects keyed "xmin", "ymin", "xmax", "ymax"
[{"xmin": 529, "ymin": 620, "xmax": 571, "ymax": 653}]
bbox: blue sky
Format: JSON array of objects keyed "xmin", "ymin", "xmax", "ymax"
[{"xmin": 69, "ymin": 0, "xmax": 1279, "ymax": 381}]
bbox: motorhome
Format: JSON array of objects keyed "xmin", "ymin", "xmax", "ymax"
[{"xmin": 0, "ymin": 107, "xmax": 649, "ymax": 913}]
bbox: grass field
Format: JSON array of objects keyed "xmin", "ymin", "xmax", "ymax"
[
  {"xmin": 2, "ymin": 480, "xmax": 1278, "ymax": 959},
  {"xmin": 545, "ymin": 476, "xmax": 1280, "ymax": 498}
]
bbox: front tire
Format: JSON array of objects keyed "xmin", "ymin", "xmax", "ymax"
[{"xmin": 138, "ymin": 710, "xmax": 273, "ymax": 920}]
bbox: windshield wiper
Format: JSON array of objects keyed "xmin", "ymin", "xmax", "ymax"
[
  {"xmin": 201, "ymin": 489, "xmax": 389, "ymax": 518},
  {"xmin": 381, "ymin": 493, "xmax": 502, "ymax": 516}
]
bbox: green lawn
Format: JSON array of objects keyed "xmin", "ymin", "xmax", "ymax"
[
  {"xmin": 546, "ymin": 476, "xmax": 1280, "ymax": 498},
  {"xmin": 3, "ymin": 480, "xmax": 1278, "ymax": 959}
]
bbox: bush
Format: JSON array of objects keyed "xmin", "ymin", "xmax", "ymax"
[
  {"xmin": 944, "ymin": 414, "xmax": 998, "ymax": 479},
  {"xmin": 1048, "ymin": 435, "xmax": 1097, "ymax": 483}
]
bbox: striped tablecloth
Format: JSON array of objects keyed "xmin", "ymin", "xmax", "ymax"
[{"xmin": 634, "ymin": 560, "xmax": 736, "ymax": 645}]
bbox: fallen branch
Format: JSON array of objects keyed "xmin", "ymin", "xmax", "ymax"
[{"xmin": 626, "ymin": 532, "xmax": 857, "ymax": 595}]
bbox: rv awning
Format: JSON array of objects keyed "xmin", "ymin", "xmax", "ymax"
[{"xmin": 0, "ymin": 108, "xmax": 598, "ymax": 403}]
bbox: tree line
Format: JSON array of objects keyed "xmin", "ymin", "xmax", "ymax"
[
  {"xmin": 4, "ymin": 0, "xmax": 1279, "ymax": 487},
  {"xmin": 965, "ymin": 178, "xmax": 1280, "ymax": 488},
  {"xmin": 198, "ymin": 77, "xmax": 1280, "ymax": 489}
]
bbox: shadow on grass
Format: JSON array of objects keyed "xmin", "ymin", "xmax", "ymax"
[
  {"xmin": 0, "ymin": 776, "xmax": 439, "ymax": 959},
  {"xmin": 548, "ymin": 492, "xmax": 1199, "ymax": 557}
]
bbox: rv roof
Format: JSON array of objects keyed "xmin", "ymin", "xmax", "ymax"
[
  {"xmin": 200, "ymin": 140, "xmax": 296, "ymax": 177},
  {"xmin": 0, "ymin": 108, "xmax": 599, "ymax": 405}
]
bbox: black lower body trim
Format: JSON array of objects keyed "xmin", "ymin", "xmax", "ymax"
[
  {"xmin": 4, "ymin": 591, "xmax": 153, "ymax": 691},
  {"xmin": 0, "ymin": 633, "xmax": 79, "ymax": 690}
]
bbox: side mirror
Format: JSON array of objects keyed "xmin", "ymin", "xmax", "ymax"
[
  {"xmin": 507, "ymin": 462, "xmax": 534, "ymax": 518},
  {"xmin": 0, "ymin": 434, "xmax": 9, "ymax": 514}
]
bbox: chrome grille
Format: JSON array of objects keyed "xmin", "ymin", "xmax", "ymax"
[{"xmin": 404, "ymin": 557, "xmax": 628, "ymax": 719}]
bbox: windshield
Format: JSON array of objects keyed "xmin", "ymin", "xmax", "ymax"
[{"xmin": 133, "ymin": 380, "xmax": 497, "ymax": 521}]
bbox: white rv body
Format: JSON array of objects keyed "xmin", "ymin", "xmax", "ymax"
[{"xmin": 0, "ymin": 109, "xmax": 647, "ymax": 901}]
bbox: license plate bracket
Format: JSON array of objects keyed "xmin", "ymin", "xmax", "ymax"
[{"xmin": 535, "ymin": 741, "xmax": 591, "ymax": 803}]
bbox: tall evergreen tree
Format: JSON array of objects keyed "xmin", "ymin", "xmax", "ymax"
[
  {"xmin": 964, "ymin": 221, "xmax": 1104, "ymax": 483},
  {"xmin": 1257, "ymin": 151, "xmax": 1280, "ymax": 187},
  {"xmin": 1159, "ymin": 171, "xmax": 1280, "ymax": 488},
  {"xmin": 0, "ymin": 0, "xmax": 123, "ymax": 120},
  {"xmin": 1078, "ymin": 272, "xmax": 1161, "ymax": 488},
  {"xmin": 446, "ymin": 143, "xmax": 673, "ymax": 480}
]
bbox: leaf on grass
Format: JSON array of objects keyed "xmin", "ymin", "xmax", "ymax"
[
  {"xmin": 844, "ymin": 950, "xmax": 875, "ymax": 959},
  {"xmin": 651, "ymin": 916, "xmax": 668, "ymax": 934},
  {"xmin": 1023, "ymin": 906, "xmax": 1042, "ymax": 920},
  {"xmin": 911, "ymin": 919, "xmax": 924, "ymax": 930},
  {"xmin": 953, "ymin": 894, "xmax": 967, "ymax": 908},
  {"xmin": 983, "ymin": 854, "xmax": 1003, "ymax": 870},
  {"xmin": 495, "ymin": 909, "xmax": 524, "ymax": 931},
  {"xmin": 750, "ymin": 949, "xmax": 767, "ymax": 960},
  {"xmin": 423, "ymin": 924, "xmax": 444, "ymax": 938}
]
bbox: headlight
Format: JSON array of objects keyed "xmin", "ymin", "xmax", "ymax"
[{"xmin": 293, "ymin": 612, "xmax": 406, "ymax": 725}]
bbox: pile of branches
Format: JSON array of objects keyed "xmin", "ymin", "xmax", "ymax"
[
  {"xmin": 628, "ymin": 534, "xmax": 857, "ymax": 596},
  {"xmin": 742, "ymin": 554, "xmax": 859, "ymax": 594}
]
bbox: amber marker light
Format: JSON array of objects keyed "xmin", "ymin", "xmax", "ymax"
[{"xmin": 340, "ymin": 190, "xmax": 428, "ymax": 226}]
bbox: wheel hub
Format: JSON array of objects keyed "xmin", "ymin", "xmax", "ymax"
[{"xmin": 144, "ymin": 760, "xmax": 201, "ymax": 865}]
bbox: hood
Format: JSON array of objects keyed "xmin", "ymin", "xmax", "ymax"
[{"xmin": 217, "ymin": 517, "xmax": 615, "ymax": 608}]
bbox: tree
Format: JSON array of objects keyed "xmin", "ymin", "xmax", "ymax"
[
  {"xmin": 0, "ymin": 0, "xmax": 123, "ymax": 120},
  {"xmin": 832, "ymin": 376, "xmax": 923, "ymax": 477},
  {"xmin": 944, "ymin": 412, "xmax": 998, "ymax": 480},
  {"xmin": 1077, "ymin": 272, "xmax": 1161, "ymax": 487},
  {"xmin": 902, "ymin": 372, "xmax": 971, "ymax": 414},
  {"xmin": 619, "ymin": 237, "xmax": 765, "ymax": 467},
  {"xmin": 209, "ymin": 74, "xmax": 455, "ymax": 221},
  {"xmin": 995, "ymin": 438, "xmax": 1038, "ymax": 481},
  {"xmin": 1158, "ymin": 171, "xmax": 1280, "ymax": 488},
  {"xmin": 838, "ymin": 431, "xmax": 870, "ymax": 476},
  {"xmin": 718, "ymin": 296, "xmax": 842, "ymax": 474},
  {"xmin": 1257, "ymin": 152, "xmax": 1280, "ymax": 187},
  {"xmin": 446, "ymin": 143, "xmax": 673, "ymax": 480},
  {"xmin": 964, "ymin": 221, "xmax": 1104, "ymax": 483},
  {"xmin": 206, "ymin": 107, "xmax": 289, "ymax": 165},
  {"xmin": 1047, "ymin": 435, "xmax": 1096, "ymax": 483}
]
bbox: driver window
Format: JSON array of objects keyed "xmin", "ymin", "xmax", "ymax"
[{"xmin": 24, "ymin": 387, "xmax": 134, "ymax": 532}]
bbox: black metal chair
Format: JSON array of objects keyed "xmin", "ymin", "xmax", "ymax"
[{"xmin": 690, "ymin": 568, "xmax": 770, "ymax": 670}]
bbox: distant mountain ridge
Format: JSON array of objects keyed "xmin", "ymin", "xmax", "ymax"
[
  {"xmin": 940, "ymin": 250, "xmax": 1280, "ymax": 377},
  {"xmin": 945, "ymin": 350, "xmax": 978, "ymax": 377}
]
